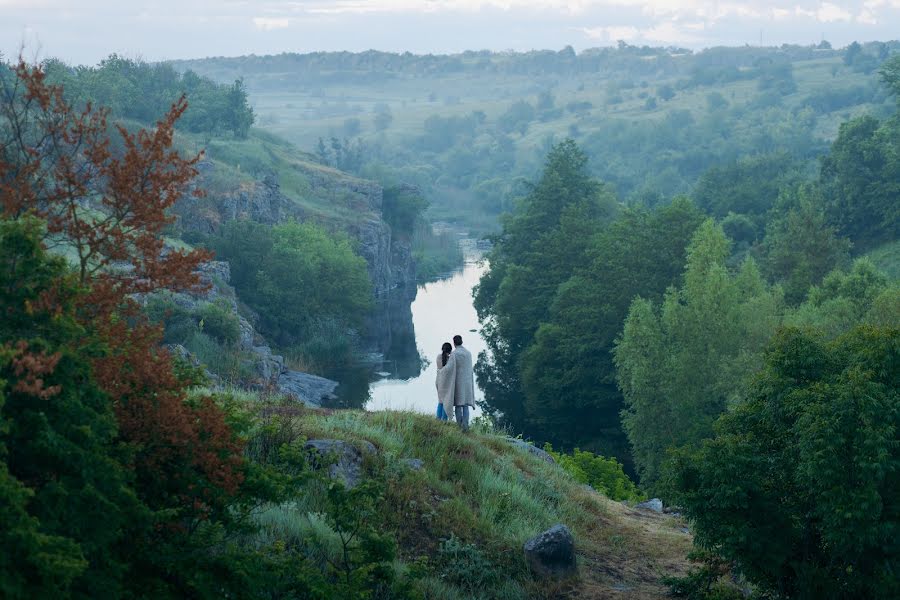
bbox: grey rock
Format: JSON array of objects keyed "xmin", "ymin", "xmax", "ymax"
[
  {"xmin": 176, "ymin": 165, "xmax": 416, "ymax": 299},
  {"xmin": 505, "ymin": 437, "xmax": 556, "ymax": 465},
  {"xmin": 252, "ymin": 345, "xmax": 285, "ymax": 383},
  {"xmin": 304, "ymin": 439, "xmax": 378, "ymax": 489},
  {"xmin": 635, "ymin": 498, "xmax": 664, "ymax": 513},
  {"xmin": 278, "ymin": 370, "xmax": 339, "ymax": 407},
  {"xmin": 523, "ymin": 524, "xmax": 577, "ymax": 579},
  {"xmin": 400, "ymin": 458, "xmax": 424, "ymax": 471}
]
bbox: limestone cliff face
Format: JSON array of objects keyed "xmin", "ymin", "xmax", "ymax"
[{"xmin": 176, "ymin": 160, "xmax": 415, "ymax": 298}]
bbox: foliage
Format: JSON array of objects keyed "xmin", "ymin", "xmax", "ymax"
[
  {"xmin": 518, "ymin": 198, "xmax": 704, "ymax": 462},
  {"xmin": 662, "ymin": 550, "xmax": 744, "ymax": 600},
  {"xmin": 213, "ymin": 219, "xmax": 372, "ymax": 348},
  {"xmin": 692, "ymin": 152, "xmax": 803, "ymax": 220},
  {"xmin": 437, "ymin": 535, "xmax": 500, "ymax": 594},
  {"xmin": 762, "ymin": 184, "xmax": 852, "ymax": 304},
  {"xmin": 41, "ymin": 55, "xmax": 254, "ymax": 138},
  {"xmin": 197, "ymin": 299, "xmax": 242, "ymax": 345},
  {"xmin": 615, "ymin": 221, "xmax": 783, "ymax": 490},
  {"xmin": 667, "ymin": 326, "xmax": 900, "ymax": 599},
  {"xmin": 382, "ymin": 184, "xmax": 429, "ymax": 238},
  {"xmin": 819, "ymin": 112, "xmax": 900, "ymax": 251},
  {"xmin": 474, "ymin": 140, "xmax": 617, "ymax": 438},
  {"xmin": 787, "ymin": 258, "xmax": 898, "ymax": 338},
  {"xmin": 542, "ymin": 444, "xmax": 643, "ymax": 501},
  {"xmin": 0, "ymin": 218, "xmax": 146, "ymax": 598}
]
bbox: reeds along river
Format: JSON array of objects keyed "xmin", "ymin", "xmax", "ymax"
[{"xmin": 329, "ymin": 241, "xmax": 487, "ymax": 418}]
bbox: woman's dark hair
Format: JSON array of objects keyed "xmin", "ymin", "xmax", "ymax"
[{"xmin": 441, "ymin": 342, "xmax": 452, "ymax": 367}]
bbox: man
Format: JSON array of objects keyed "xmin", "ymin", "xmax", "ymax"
[{"xmin": 448, "ymin": 334, "xmax": 475, "ymax": 431}]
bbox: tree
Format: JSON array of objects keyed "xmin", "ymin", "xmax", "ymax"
[
  {"xmin": 475, "ymin": 140, "xmax": 617, "ymax": 433},
  {"xmin": 615, "ymin": 220, "xmax": 783, "ymax": 489},
  {"xmin": 657, "ymin": 84, "xmax": 675, "ymax": 101},
  {"xmin": 226, "ymin": 77, "xmax": 254, "ymax": 138},
  {"xmin": 518, "ymin": 198, "xmax": 704, "ymax": 461},
  {"xmin": 763, "ymin": 185, "xmax": 851, "ymax": 304},
  {"xmin": 820, "ymin": 114, "xmax": 900, "ymax": 250},
  {"xmin": 0, "ymin": 59, "xmax": 244, "ymax": 533},
  {"xmin": 693, "ymin": 152, "xmax": 802, "ymax": 219},
  {"xmin": 787, "ymin": 259, "xmax": 898, "ymax": 338},
  {"xmin": 214, "ymin": 220, "xmax": 372, "ymax": 347},
  {"xmin": 382, "ymin": 184, "xmax": 428, "ymax": 237},
  {"xmin": 0, "ymin": 219, "xmax": 147, "ymax": 598},
  {"xmin": 668, "ymin": 326, "xmax": 900, "ymax": 599}
]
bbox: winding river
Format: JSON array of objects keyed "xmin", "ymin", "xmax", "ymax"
[
  {"xmin": 365, "ymin": 242, "xmax": 487, "ymax": 418},
  {"xmin": 321, "ymin": 237, "xmax": 487, "ymax": 416}
]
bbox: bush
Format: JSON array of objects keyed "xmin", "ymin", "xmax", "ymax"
[
  {"xmin": 198, "ymin": 299, "xmax": 241, "ymax": 345},
  {"xmin": 543, "ymin": 444, "xmax": 643, "ymax": 502},
  {"xmin": 437, "ymin": 535, "xmax": 499, "ymax": 595}
]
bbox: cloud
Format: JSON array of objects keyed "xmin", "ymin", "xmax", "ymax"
[{"xmin": 253, "ymin": 16, "xmax": 290, "ymax": 30}]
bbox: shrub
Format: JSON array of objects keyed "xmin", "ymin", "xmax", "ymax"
[
  {"xmin": 198, "ymin": 299, "xmax": 241, "ymax": 345},
  {"xmin": 438, "ymin": 535, "xmax": 499, "ymax": 595},
  {"xmin": 543, "ymin": 444, "xmax": 643, "ymax": 502}
]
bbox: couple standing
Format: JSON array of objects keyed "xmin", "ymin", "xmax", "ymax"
[{"xmin": 435, "ymin": 335, "xmax": 475, "ymax": 431}]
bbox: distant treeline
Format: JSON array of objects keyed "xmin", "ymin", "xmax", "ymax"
[
  {"xmin": 172, "ymin": 41, "xmax": 898, "ymax": 89},
  {"xmin": 16, "ymin": 55, "xmax": 257, "ymax": 137}
]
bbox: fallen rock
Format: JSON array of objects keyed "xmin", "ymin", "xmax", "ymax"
[
  {"xmin": 635, "ymin": 498, "xmax": 664, "ymax": 513},
  {"xmin": 523, "ymin": 524, "xmax": 577, "ymax": 579},
  {"xmin": 278, "ymin": 370, "xmax": 339, "ymax": 407},
  {"xmin": 400, "ymin": 458, "xmax": 424, "ymax": 471},
  {"xmin": 304, "ymin": 439, "xmax": 377, "ymax": 489},
  {"xmin": 505, "ymin": 437, "xmax": 556, "ymax": 465}
]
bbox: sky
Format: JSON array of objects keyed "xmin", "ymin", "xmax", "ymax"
[{"xmin": 1, "ymin": 0, "xmax": 898, "ymax": 65}]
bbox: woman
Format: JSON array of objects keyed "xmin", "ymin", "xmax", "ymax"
[{"xmin": 435, "ymin": 342, "xmax": 455, "ymax": 421}]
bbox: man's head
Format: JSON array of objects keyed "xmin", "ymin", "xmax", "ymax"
[{"xmin": 453, "ymin": 335, "xmax": 463, "ymax": 347}]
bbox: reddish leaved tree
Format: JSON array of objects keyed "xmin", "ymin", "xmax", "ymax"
[{"xmin": 0, "ymin": 59, "xmax": 244, "ymax": 519}]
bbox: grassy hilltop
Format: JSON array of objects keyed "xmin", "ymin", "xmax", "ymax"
[{"xmin": 233, "ymin": 397, "xmax": 692, "ymax": 599}]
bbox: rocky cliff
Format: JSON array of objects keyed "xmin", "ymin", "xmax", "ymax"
[
  {"xmin": 164, "ymin": 260, "xmax": 340, "ymax": 407},
  {"xmin": 177, "ymin": 159, "xmax": 416, "ymax": 299}
]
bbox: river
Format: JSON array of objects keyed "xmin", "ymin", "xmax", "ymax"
[
  {"xmin": 366, "ymin": 242, "xmax": 486, "ymax": 417},
  {"xmin": 323, "ymin": 239, "xmax": 488, "ymax": 415}
]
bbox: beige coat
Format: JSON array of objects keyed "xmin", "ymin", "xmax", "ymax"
[
  {"xmin": 446, "ymin": 345, "xmax": 476, "ymax": 408},
  {"xmin": 435, "ymin": 353, "xmax": 456, "ymax": 419}
]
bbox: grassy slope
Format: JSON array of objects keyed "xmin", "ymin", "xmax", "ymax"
[
  {"xmin": 252, "ymin": 405, "xmax": 692, "ymax": 599},
  {"xmin": 170, "ymin": 126, "xmax": 379, "ymax": 225}
]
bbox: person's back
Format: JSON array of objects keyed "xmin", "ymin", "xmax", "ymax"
[{"xmin": 450, "ymin": 335, "xmax": 475, "ymax": 431}]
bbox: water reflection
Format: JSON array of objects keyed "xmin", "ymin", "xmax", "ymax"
[
  {"xmin": 323, "ymin": 241, "xmax": 487, "ymax": 416},
  {"xmin": 367, "ymin": 245, "xmax": 487, "ymax": 417}
]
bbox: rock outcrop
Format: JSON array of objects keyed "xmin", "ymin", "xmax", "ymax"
[
  {"xmin": 304, "ymin": 439, "xmax": 378, "ymax": 489},
  {"xmin": 635, "ymin": 498, "xmax": 664, "ymax": 513},
  {"xmin": 177, "ymin": 160, "xmax": 416, "ymax": 297},
  {"xmin": 523, "ymin": 524, "xmax": 577, "ymax": 579},
  {"xmin": 278, "ymin": 371, "xmax": 339, "ymax": 406},
  {"xmin": 158, "ymin": 260, "xmax": 339, "ymax": 407},
  {"xmin": 505, "ymin": 437, "xmax": 556, "ymax": 465}
]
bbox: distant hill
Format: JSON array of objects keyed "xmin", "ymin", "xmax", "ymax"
[{"xmin": 171, "ymin": 42, "xmax": 899, "ymax": 226}]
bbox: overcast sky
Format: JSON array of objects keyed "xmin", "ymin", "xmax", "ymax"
[{"xmin": 2, "ymin": 1, "xmax": 898, "ymax": 65}]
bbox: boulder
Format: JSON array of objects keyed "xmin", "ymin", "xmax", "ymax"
[
  {"xmin": 635, "ymin": 498, "xmax": 664, "ymax": 513},
  {"xmin": 278, "ymin": 370, "xmax": 339, "ymax": 407},
  {"xmin": 304, "ymin": 439, "xmax": 377, "ymax": 489},
  {"xmin": 523, "ymin": 524, "xmax": 577, "ymax": 579},
  {"xmin": 505, "ymin": 437, "xmax": 556, "ymax": 465}
]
